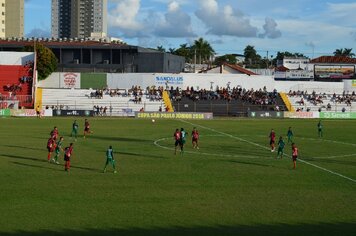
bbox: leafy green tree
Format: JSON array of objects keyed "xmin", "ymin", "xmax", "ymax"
[
  {"xmin": 243, "ymin": 45, "xmax": 262, "ymax": 68},
  {"xmin": 214, "ymin": 54, "xmax": 237, "ymax": 65},
  {"xmin": 23, "ymin": 43, "xmax": 58, "ymax": 81},
  {"xmin": 333, "ymin": 48, "xmax": 355, "ymax": 57}
]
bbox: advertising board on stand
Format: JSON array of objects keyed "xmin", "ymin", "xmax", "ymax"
[
  {"xmin": 53, "ymin": 110, "xmax": 93, "ymax": 117},
  {"xmin": 10, "ymin": 109, "xmax": 53, "ymax": 117},
  {"xmin": 136, "ymin": 112, "xmax": 213, "ymax": 119},
  {"xmin": 0, "ymin": 109, "xmax": 11, "ymax": 117},
  {"xmin": 248, "ymin": 111, "xmax": 283, "ymax": 118},
  {"xmin": 320, "ymin": 112, "xmax": 356, "ymax": 119},
  {"xmin": 284, "ymin": 112, "xmax": 319, "ymax": 119}
]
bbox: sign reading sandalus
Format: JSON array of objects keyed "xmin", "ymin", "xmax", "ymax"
[{"xmin": 136, "ymin": 112, "xmax": 213, "ymax": 119}]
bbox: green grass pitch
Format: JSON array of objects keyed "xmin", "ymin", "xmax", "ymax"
[{"xmin": 0, "ymin": 117, "xmax": 355, "ymax": 236}]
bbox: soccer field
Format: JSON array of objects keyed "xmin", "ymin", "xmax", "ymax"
[{"xmin": 0, "ymin": 117, "xmax": 355, "ymax": 236}]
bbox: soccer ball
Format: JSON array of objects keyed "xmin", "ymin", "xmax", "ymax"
[{"xmin": 152, "ymin": 119, "xmax": 155, "ymax": 123}]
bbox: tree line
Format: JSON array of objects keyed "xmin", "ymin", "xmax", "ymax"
[{"xmin": 157, "ymin": 38, "xmax": 355, "ymax": 69}]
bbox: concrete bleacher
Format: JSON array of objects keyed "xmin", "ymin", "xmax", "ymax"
[
  {"xmin": 41, "ymin": 88, "xmax": 163, "ymax": 115},
  {"xmin": 288, "ymin": 94, "xmax": 356, "ymax": 112}
]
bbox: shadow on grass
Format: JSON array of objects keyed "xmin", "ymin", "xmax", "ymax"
[
  {"xmin": 11, "ymin": 161, "xmax": 63, "ymax": 172},
  {"xmin": 226, "ymin": 159, "xmax": 272, "ymax": 167},
  {"xmin": 117, "ymin": 151, "xmax": 166, "ymax": 159},
  {"xmin": 89, "ymin": 135, "xmax": 150, "ymax": 143},
  {"xmin": 0, "ymin": 222, "xmax": 355, "ymax": 236},
  {"xmin": 1, "ymin": 154, "xmax": 100, "ymax": 173},
  {"xmin": 2, "ymin": 145, "xmax": 43, "ymax": 151},
  {"xmin": 93, "ymin": 149, "xmax": 166, "ymax": 159}
]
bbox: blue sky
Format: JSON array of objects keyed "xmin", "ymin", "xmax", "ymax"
[{"xmin": 25, "ymin": 0, "xmax": 356, "ymax": 58}]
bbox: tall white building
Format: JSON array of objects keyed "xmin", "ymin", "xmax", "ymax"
[
  {"xmin": 0, "ymin": 0, "xmax": 24, "ymax": 39},
  {"xmin": 51, "ymin": 0, "xmax": 107, "ymax": 39},
  {"xmin": 0, "ymin": 0, "xmax": 5, "ymax": 38}
]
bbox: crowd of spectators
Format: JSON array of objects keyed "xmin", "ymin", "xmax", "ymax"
[
  {"xmin": 289, "ymin": 90, "xmax": 356, "ymax": 109},
  {"xmin": 86, "ymin": 85, "xmax": 163, "ymax": 103},
  {"xmin": 169, "ymin": 85, "xmax": 281, "ymax": 109}
]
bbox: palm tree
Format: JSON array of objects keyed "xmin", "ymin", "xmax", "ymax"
[
  {"xmin": 192, "ymin": 38, "xmax": 215, "ymax": 64},
  {"xmin": 156, "ymin": 46, "xmax": 166, "ymax": 53},
  {"xmin": 333, "ymin": 48, "xmax": 355, "ymax": 57},
  {"xmin": 175, "ymin": 44, "xmax": 193, "ymax": 62}
]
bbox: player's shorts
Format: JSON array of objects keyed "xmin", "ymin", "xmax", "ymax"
[
  {"xmin": 192, "ymin": 138, "xmax": 198, "ymax": 142},
  {"xmin": 36, "ymin": 111, "xmax": 40, "ymax": 115},
  {"xmin": 84, "ymin": 127, "xmax": 90, "ymax": 132},
  {"xmin": 64, "ymin": 155, "xmax": 70, "ymax": 161},
  {"xmin": 292, "ymin": 155, "xmax": 297, "ymax": 161},
  {"xmin": 55, "ymin": 149, "xmax": 60, "ymax": 154},
  {"xmin": 175, "ymin": 140, "xmax": 180, "ymax": 146},
  {"xmin": 180, "ymin": 139, "xmax": 186, "ymax": 145},
  {"xmin": 277, "ymin": 147, "xmax": 283, "ymax": 153},
  {"xmin": 270, "ymin": 140, "xmax": 275, "ymax": 145},
  {"xmin": 47, "ymin": 147, "xmax": 52, "ymax": 152}
]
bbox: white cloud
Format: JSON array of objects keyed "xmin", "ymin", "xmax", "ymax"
[
  {"xmin": 154, "ymin": 1, "xmax": 196, "ymax": 38},
  {"xmin": 108, "ymin": 0, "xmax": 143, "ymax": 35},
  {"xmin": 258, "ymin": 17, "xmax": 282, "ymax": 39},
  {"xmin": 195, "ymin": 0, "xmax": 258, "ymax": 37}
]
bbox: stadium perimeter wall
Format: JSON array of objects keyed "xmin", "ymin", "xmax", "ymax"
[{"xmin": 37, "ymin": 72, "xmax": 354, "ymax": 94}]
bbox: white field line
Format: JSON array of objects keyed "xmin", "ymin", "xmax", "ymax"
[{"xmin": 179, "ymin": 120, "xmax": 356, "ymax": 184}]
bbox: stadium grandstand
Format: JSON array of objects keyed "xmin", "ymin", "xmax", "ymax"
[{"xmin": 0, "ymin": 52, "xmax": 35, "ymax": 109}]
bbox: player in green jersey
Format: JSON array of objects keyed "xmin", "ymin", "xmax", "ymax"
[
  {"xmin": 103, "ymin": 146, "xmax": 117, "ymax": 173},
  {"xmin": 53, "ymin": 137, "xmax": 64, "ymax": 164},
  {"xmin": 70, "ymin": 120, "xmax": 79, "ymax": 140},
  {"xmin": 317, "ymin": 120, "xmax": 323, "ymax": 138},
  {"xmin": 277, "ymin": 136, "xmax": 285, "ymax": 159},
  {"xmin": 287, "ymin": 127, "xmax": 293, "ymax": 143}
]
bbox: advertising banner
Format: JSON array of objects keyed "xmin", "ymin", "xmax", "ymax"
[
  {"xmin": 315, "ymin": 65, "xmax": 355, "ymax": 79},
  {"xmin": 320, "ymin": 112, "xmax": 356, "ymax": 119},
  {"xmin": 284, "ymin": 112, "xmax": 319, "ymax": 119},
  {"xmin": 248, "ymin": 111, "xmax": 283, "ymax": 118},
  {"xmin": 59, "ymin": 72, "xmax": 81, "ymax": 89},
  {"xmin": 0, "ymin": 100, "xmax": 19, "ymax": 109},
  {"xmin": 353, "ymin": 80, "xmax": 356, "ymax": 87},
  {"xmin": 53, "ymin": 109, "xmax": 93, "ymax": 117},
  {"xmin": 10, "ymin": 109, "xmax": 53, "ymax": 117},
  {"xmin": 155, "ymin": 75, "xmax": 184, "ymax": 86},
  {"xmin": 0, "ymin": 109, "xmax": 11, "ymax": 116},
  {"xmin": 136, "ymin": 112, "xmax": 213, "ymax": 119}
]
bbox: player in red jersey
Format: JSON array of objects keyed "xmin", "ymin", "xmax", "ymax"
[
  {"xmin": 50, "ymin": 126, "xmax": 59, "ymax": 140},
  {"xmin": 191, "ymin": 127, "xmax": 199, "ymax": 149},
  {"xmin": 173, "ymin": 128, "xmax": 181, "ymax": 155},
  {"xmin": 64, "ymin": 143, "xmax": 74, "ymax": 172},
  {"xmin": 46, "ymin": 137, "xmax": 56, "ymax": 162},
  {"xmin": 291, "ymin": 143, "xmax": 298, "ymax": 169},
  {"xmin": 83, "ymin": 119, "xmax": 92, "ymax": 138},
  {"xmin": 269, "ymin": 129, "xmax": 276, "ymax": 152}
]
